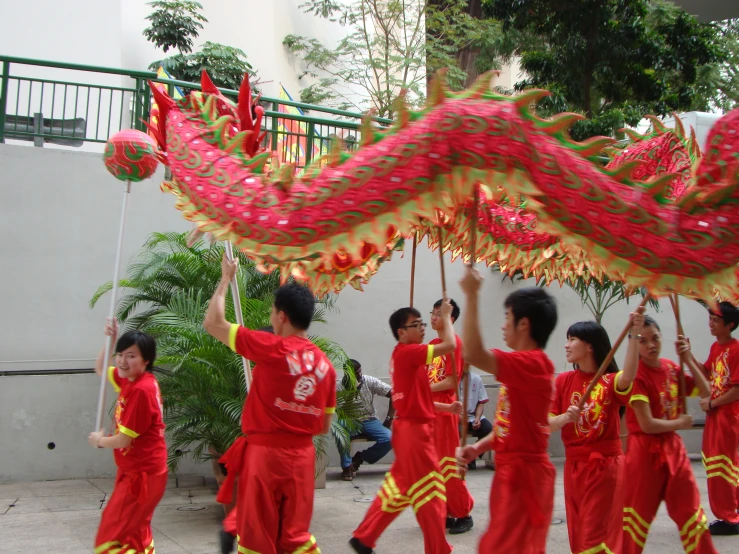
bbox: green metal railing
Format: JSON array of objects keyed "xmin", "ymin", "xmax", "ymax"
[{"xmin": 0, "ymin": 56, "xmax": 391, "ymax": 168}]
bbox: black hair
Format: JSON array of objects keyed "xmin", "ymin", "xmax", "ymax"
[
  {"xmin": 273, "ymin": 283, "xmax": 314, "ymax": 330},
  {"xmin": 713, "ymin": 301, "xmax": 739, "ymax": 332},
  {"xmin": 389, "ymin": 307, "xmax": 422, "ymax": 340},
  {"xmin": 115, "ymin": 331, "xmax": 156, "ymax": 372},
  {"xmin": 342, "ymin": 358, "xmax": 361, "ymax": 389},
  {"xmin": 643, "ymin": 315, "xmax": 660, "ymax": 331},
  {"xmin": 433, "ymin": 298, "xmax": 460, "ymax": 322},
  {"xmin": 567, "ymin": 321, "xmax": 619, "ymax": 374},
  {"xmin": 503, "ymin": 287, "xmax": 557, "ymax": 348}
]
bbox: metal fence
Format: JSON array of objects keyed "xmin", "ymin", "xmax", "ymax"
[{"xmin": 0, "ymin": 56, "xmax": 391, "ymax": 168}]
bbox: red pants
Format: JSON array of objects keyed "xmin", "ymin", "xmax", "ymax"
[
  {"xmin": 479, "ymin": 453, "xmax": 554, "ymax": 554},
  {"xmin": 564, "ymin": 441, "xmax": 623, "ymax": 554},
  {"xmin": 353, "ymin": 419, "xmax": 451, "ymax": 554},
  {"xmin": 702, "ymin": 405, "xmax": 739, "ymax": 523},
  {"xmin": 236, "ymin": 435, "xmax": 320, "ymax": 554},
  {"xmin": 434, "ymin": 413, "xmax": 474, "ymax": 518},
  {"xmin": 95, "ymin": 467, "xmax": 168, "ymax": 554},
  {"xmin": 622, "ymin": 433, "xmax": 716, "ymax": 554},
  {"xmin": 223, "ymin": 507, "xmax": 237, "ymax": 535}
]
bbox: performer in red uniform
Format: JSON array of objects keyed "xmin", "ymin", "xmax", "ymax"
[
  {"xmin": 622, "ymin": 315, "xmax": 717, "ymax": 554},
  {"xmin": 549, "ymin": 315, "xmax": 641, "ymax": 554},
  {"xmin": 204, "ymin": 254, "xmax": 336, "ymax": 554},
  {"xmin": 216, "ymin": 325, "xmax": 274, "ymax": 554},
  {"xmin": 89, "ymin": 319, "xmax": 168, "ymax": 554},
  {"xmin": 427, "ymin": 298, "xmax": 475, "ymax": 535},
  {"xmin": 456, "ymin": 267, "xmax": 558, "ymax": 554},
  {"xmin": 681, "ymin": 301, "xmax": 739, "ymax": 535},
  {"xmin": 350, "ymin": 301, "xmax": 461, "ymax": 554}
]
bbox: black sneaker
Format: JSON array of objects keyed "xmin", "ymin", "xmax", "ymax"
[
  {"xmin": 342, "ymin": 466, "xmax": 354, "ymax": 481},
  {"xmin": 219, "ymin": 528, "xmax": 235, "ymax": 554},
  {"xmin": 446, "ymin": 517, "xmax": 456, "ymax": 530},
  {"xmin": 349, "ymin": 537, "xmax": 375, "ymax": 553},
  {"xmin": 709, "ymin": 520, "xmax": 739, "ymax": 536},
  {"xmin": 449, "ymin": 516, "xmax": 474, "ymax": 535},
  {"xmin": 351, "ymin": 452, "xmax": 364, "ymax": 475}
]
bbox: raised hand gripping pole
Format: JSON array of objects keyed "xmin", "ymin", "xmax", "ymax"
[
  {"xmin": 577, "ymin": 294, "xmax": 651, "ymax": 411},
  {"xmin": 224, "ymin": 241, "xmax": 253, "ymax": 392},
  {"xmin": 94, "ymin": 181, "xmax": 131, "ymax": 432},
  {"xmin": 669, "ymin": 293, "xmax": 688, "ymax": 414}
]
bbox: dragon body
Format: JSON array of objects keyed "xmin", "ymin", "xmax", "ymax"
[{"xmin": 148, "ymin": 72, "xmax": 739, "ymax": 300}]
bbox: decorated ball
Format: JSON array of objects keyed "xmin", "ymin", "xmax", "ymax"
[{"xmin": 103, "ymin": 129, "xmax": 159, "ymax": 182}]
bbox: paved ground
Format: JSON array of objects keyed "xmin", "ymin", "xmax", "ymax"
[{"xmin": 1, "ymin": 459, "xmax": 738, "ymax": 553}]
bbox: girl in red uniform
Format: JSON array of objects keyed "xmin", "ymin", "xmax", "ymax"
[
  {"xmin": 621, "ymin": 315, "xmax": 717, "ymax": 554},
  {"xmin": 549, "ymin": 315, "xmax": 641, "ymax": 554},
  {"xmin": 89, "ymin": 318, "xmax": 168, "ymax": 554}
]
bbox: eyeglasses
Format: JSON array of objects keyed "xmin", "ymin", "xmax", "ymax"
[
  {"xmin": 430, "ymin": 311, "xmax": 441, "ymax": 318},
  {"xmin": 402, "ymin": 321, "xmax": 427, "ymax": 330}
]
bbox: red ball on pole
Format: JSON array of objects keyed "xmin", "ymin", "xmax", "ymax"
[{"xmin": 103, "ymin": 129, "xmax": 159, "ymax": 182}]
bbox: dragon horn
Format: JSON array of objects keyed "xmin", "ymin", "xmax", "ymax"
[
  {"xmin": 642, "ymin": 172, "xmax": 679, "ymax": 204},
  {"xmin": 622, "ymin": 128, "xmax": 646, "ymax": 142},
  {"xmin": 238, "ymin": 73, "xmax": 254, "ymax": 133},
  {"xmin": 468, "ymin": 70, "xmax": 498, "ymax": 99},
  {"xmin": 671, "ymin": 112, "xmax": 686, "ymax": 138},
  {"xmin": 513, "ymin": 89, "xmax": 550, "ymax": 107},
  {"xmin": 645, "ymin": 115, "xmax": 667, "ymax": 134},
  {"xmin": 427, "ymin": 69, "xmax": 449, "ymax": 107},
  {"xmin": 571, "ymin": 136, "xmax": 617, "ymax": 158},
  {"xmin": 201, "ymin": 70, "xmax": 220, "ymax": 95},
  {"xmin": 535, "ymin": 113, "xmax": 585, "ymax": 134}
]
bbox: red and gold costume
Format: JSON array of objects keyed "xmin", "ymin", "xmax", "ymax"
[
  {"xmin": 479, "ymin": 349, "xmax": 555, "ymax": 554},
  {"xmin": 622, "ymin": 358, "xmax": 716, "ymax": 554},
  {"xmin": 95, "ymin": 367, "xmax": 168, "ymax": 554},
  {"xmin": 427, "ymin": 335, "xmax": 474, "ymax": 519},
  {"xmin": 226, "ymin": 326, "xmax": 336, "ymax": 554},
  {"xmin": 353, "ymin": 343, "xmax": 452, "ymax": 554},
  {"xmin": 702, "ymin": 339, "xmax": 739, "ymax": 523},
  {"xmin": 551, "ymin": 370, "xmax": 631, "ymax": 554}
]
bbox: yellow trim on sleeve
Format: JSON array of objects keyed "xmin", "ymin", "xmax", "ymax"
[
  {"xmin": 614, "ymin": 371, "xmax": 634, "ymax": 396},
  {"xmin": 325, "ymin": 407, "xmax": 336, "ymax": 414},
  {"xmin": 228, "ymin": 323, "xmax": 239, "ymax": 352},
  {"xmin": 118, "ymin": 425, "xmax": 140, "ymax": 438},
  {"xmin": 107, "ymin": 366, "xmax": 121, "ymax": 393},
  {"xmin": 629, "ymin": 394, "xmax": 650, "ymax": 406},
  {"xmin": 426, "ymin": 345, "xmax": 434, "ymax": 365}
]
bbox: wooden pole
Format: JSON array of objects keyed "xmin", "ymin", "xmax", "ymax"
[
  {"xmin": 578, "ymin": 294, "xmax": 651, "ymax": 411},
  {"xmin": 669, "ymin": 294, "xmax": 688, "ymax": 414},
  {"xmin": 409, "ymin": 233, "xmax": 417, "ymax": 308},
  {"xmin": 460, "ymin": 185, "xmax": 479, "ymax": 448}
]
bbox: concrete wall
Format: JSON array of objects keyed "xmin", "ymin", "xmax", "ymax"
[{"xmin": 0, "ymin": 143, "xmax": 718, "ymax": 481}]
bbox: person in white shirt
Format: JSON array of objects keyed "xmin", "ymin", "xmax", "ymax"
[
  {"xmin": 336, "ymin": 359, "xmax": 395, "ymax": 480},
  {"xmin": 459, "ymin": 371, "xmax": 492, "ymax": 469}
]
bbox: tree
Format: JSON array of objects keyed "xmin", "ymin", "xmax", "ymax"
[
  {"xmin": 483, "ymin": 0, "xmax": 728, "ymax": 140},
  {"xmin": 694, "ymin": 18, "xmax": 739, "ymax": 113},
  {"xmin": 143, "ymin": 0, "xmax": 208, "ymax": 54},
  {"xmin": 283, "ymin": 0, "xmax": 488, "ymax": 117},
  {"xmin": 142, "ymin": 1, "xmax": 261, "ymax": 91}
]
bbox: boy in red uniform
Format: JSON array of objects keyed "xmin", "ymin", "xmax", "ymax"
[
  {"xmin": 681, "ymin": 301, "xmax": 739, "ymax": 535},
  {"xmin": 89, "ymin": 319, "xmax": 168, "ymax": 554},
  {"xmin": 350, "ymin": 301, "xmax": 462, "ymax": 554},
  {"xmin": 549, "ymin": 317, "xmax": 640, "ymax": 554},
  {"xmin": 622, "ymin": 315, "xmax": 716, "ymax": 554},
  {"xmin": 427, "ymin": 298, "xmax": 474, "ymax": 535},
  {"xmin": 204, "ymin": 254, "xmax": 336, "ymax": 554},
  {"xmin": 456, "ymin": 267, "xmax": 557, "ymax": 554}
]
